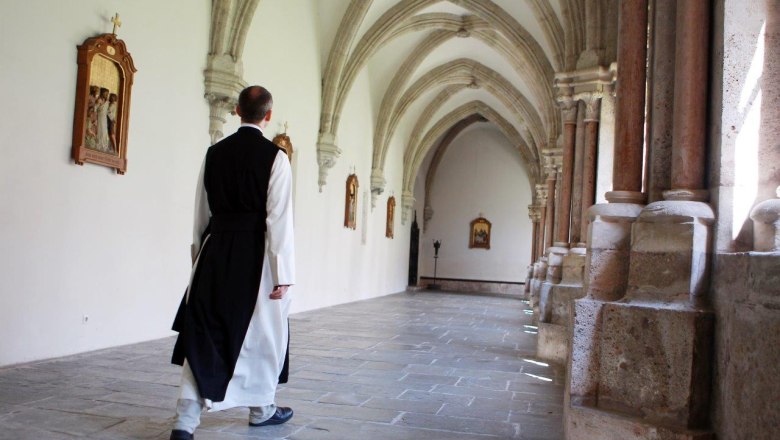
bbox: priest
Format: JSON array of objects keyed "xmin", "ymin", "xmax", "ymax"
[{"xmin": 169, "ymin": 85, "xmax": 295, "ymax": 440}]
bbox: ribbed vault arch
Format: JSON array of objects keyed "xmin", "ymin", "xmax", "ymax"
[
  {"xmin": 316, "ymin": 0, "xmax": 567, "ymax": 190},
  {"xmin": 385, "ymin": 59, "xmax": 543, "ymax": 176},
  {"xmin": 402, "ymin": 100, "xmax": 533, "ymax": 202}
]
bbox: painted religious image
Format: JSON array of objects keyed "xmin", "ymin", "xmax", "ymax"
[
  {"xmin": 386, "ymin": 196, "xmax": 396, "ymax": 239},
  {"xmin": 344, "ymin": 174, "xmax": 359, "ymax": 229},
  {"xmin": 84, "ymin": 56, "xmax": 121, "ymax": 154},
  {"xmin": 469, "ymin": 216, "xmax": 492, "ymax": 249},
  {"xmin": 71, "ymin": 27, "xmax": 136, "ymax": 174}
]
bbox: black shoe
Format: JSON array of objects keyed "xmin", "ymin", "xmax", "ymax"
[
  {"xmin": 248, "ymin": 406, "xmax": 294, "ymax": 426},
  {"xmin": 170, "ymin": 429, "xmax": 193, "ymax": 440}
]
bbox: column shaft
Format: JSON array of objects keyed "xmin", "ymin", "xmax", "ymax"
[
  {"xmin": 537, "ymin": 205, "xmax": 547, "ymax": 259},
  {"xmin": 570, "ymin": 101, "xmax": 587, "ymax": 245},
  {"xmin": 544, "ymin": 173, "xmax": 557, "ymax": 251},
  {"xmin": 531, "ymin": 220, "xmax": 540, "ymax": 262},
  {"xmin": 555, "ymin": 105, "xmax": 577, "ymax": 246},
  {"xmin": 669, "ymin": 0, "xmax": 710, "ymax": 195},
  {"xmin": 580, "ymin": 106, "xmax": 600, "ymax": 245},
  {"xmin": 611, "ymin": 0, "xmax": 648, "ymax": 197}
]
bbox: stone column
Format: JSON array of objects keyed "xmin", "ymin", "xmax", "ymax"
[
  {"xmin": 665, "ymin": 0, "xmax": 710, "ymax": 202},
  {"xmin": 606, "ymin": 0, "xmax": 648, "ymax": 205},
  {"xmin": 569, "ymin": 101, "xmax": 587, "ymax": 245},
  {"xmin": 555, "ymin": 101, "xmax": 578, "ymax": 246},
  {"xmin": 544, "ymin": 168, "xmax": 557, "ymax": 252},
  {"xmin": 578, "ymin": 95, "xmax": 601, "ymax": 247},
  {"xmin": 567, "ymin": 1, "xmax": 651, "ymax": 433},
  {"xmin": 536, "ymin": 182, "xmax": 549, "ymax": 263},
  {"xmin": 646, "ymin": 0, "xmax": 677, "ymax": 203},
  {"xmin": 529, "ymin": 205, "xmax": 542, "ymax": 262},
  {"xmin": 570, "ymin": 1, "xmax": 718, "ymax": 436}
]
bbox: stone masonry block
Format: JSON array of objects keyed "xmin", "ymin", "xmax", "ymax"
[
  {"xmin": 537, "ymin": 322, "xmax": 568, "ymax": 365},
  {"xmin": 568, "ymin": 404, "xmax": 714, "ymax": 440},
  {"xmin": 597, "ymin": 303, "xmax": 713, "ymax": 429}
]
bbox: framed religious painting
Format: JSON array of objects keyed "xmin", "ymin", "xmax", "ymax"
[
  {"xmin": 71, "ymin": 29, "xmax": 136, "ymax": 174},
  {"xmin": 344, "ymin": 174, "xmax": 358, "ymax": 229},
  {"xmin": 469, "ymin": 216, "xmax": 491, "ymax": 249},
  {"xmin": 386, "ymin": 196, "xmax": 396, "ymax": 239}
]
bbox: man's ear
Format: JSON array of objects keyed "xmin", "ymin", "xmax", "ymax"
[
  {"xmin": 264, "ymin": 109, "xmax": 273, "ymax": 122},
  {"xmin": 235, "ymin": 104, "xmax": 242, "ymax": 117}
]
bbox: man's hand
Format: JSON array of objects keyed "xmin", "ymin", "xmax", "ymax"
[{"xmin": 270, "ymin": 285, "xmax": 289, "ymax": 300}]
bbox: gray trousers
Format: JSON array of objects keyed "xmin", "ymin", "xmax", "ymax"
[{"xmin": 173, "ymin": 399, "xmax": 275, "ymax": 433}]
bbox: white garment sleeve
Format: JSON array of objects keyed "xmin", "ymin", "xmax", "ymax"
[
  {"xmin": 191, "ymin": 156, "xmax": 210, "ymax": 260},
  {"xmin": 266, "ymin": 150, "xmax": 296, "ymax": 286}
]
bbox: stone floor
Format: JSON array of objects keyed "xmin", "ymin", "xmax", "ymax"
[{"xmin": 0, "ymin": 291, "xmax": 564, "ymax": 439}]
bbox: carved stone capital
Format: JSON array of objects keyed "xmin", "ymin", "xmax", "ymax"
[
  {"xmin": 581, "ymin": 94, "xmax": 602, "ymax": 122},
  {"xmin": 535, "ymin": 183, "xmax": 549, "ymax": 204},
  {"xmin": 370, "ymin": 168, "xmax": 386, "ymax": 209},
  {"xmin": 316, "ymin": 132, "xmax": 341, "ymax": 192},
  {"xmin": 528, "ymin": 205, "xmax": 543, "ymax": 222},
  {"xmin": 559, "ymin": 100, "xmax": 578, "ymax": 125},
  {"xmin": 423, "ymin": 204, "xmax": 434, "ymax": 231}
]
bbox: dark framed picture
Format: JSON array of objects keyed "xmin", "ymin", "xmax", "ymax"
[
  {"xmin": 71, "ymin": 33, "xmax": 136, "ymax": 174},
  {"xmin": 469, "ymin": 217, "xmax": 491, "ymax": 249}
]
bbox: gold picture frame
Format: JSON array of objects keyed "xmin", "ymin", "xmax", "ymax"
[
  {"xmin": 469, "ymin": 217, "xmax": 491, "ymax": 249},
  {"xmin": 71, "ymin": 33, "xmax": 136, "ymax": 174}
]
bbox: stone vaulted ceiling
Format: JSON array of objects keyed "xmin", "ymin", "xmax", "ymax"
[{"xmin": 314, "ymin": 0, "xmax": 600, "ymax": 220}]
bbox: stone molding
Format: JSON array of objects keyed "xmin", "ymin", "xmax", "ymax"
[{"xmin": 401, "ymin": 190, "xmax": 415, "ymax": 225}]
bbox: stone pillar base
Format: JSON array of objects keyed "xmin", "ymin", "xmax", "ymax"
[
  {"xmin": 568, "ymin": 404, "xmax": 714, "ymax": 440},
  {"xmin": 537, "ymin": 322, "xmax": 568, "ymax": 365},
  {"xmin": 598, "ymin": 302, "xmax": 714, "ymax": 428},
  {"xmin": 537, "ymin": 283, "xmax": 586, "ymax": 365}
]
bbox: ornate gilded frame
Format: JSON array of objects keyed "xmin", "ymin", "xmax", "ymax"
[
  {"xmin": 386, "ymin": 196, "xmax": 396, "ymax": 238},
  {"xmin": 71, "ymin": 33, "xmax": 136, "ymax": 174},
  {"xmin": 344, "ymin": 174, "xmax": 359, "ymax": 229},
  {"xmin": 469, "ymin": 217, "xmax": 491, "ymax": 249}
]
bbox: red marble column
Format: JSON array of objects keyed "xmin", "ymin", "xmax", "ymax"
[
  {"xmin": 579, "ymin": 96, "xmax": 601, "ymax": 246},
  {"xmin": 544, "ymin": 170, "xmax": 557, "ymax": 251},
  {"xmin": 531, "ymin": 217, "xmax": 540, "ymax": 262},
  {"xmin": 608, "ymin": 0, "xmax": 648, "ymax": 204},
  {"xmin": 537, "ymin": 205, "xmax": 547, "ymax": 259},
  {"xmin": 666, "ymin": 0, "xmax": 710, "ymax": 200},
  {"xmin": 570, "ymin": 101, "xmax": 587, "ymax": 245},
  {"xmin": 555, "ymin": 102, "xmax": 578, "ymax": 246}
]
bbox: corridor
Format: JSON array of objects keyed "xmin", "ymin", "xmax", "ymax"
[{"xmin": 0, "ymin": 291, "xmax": 564, "ymax": 439}]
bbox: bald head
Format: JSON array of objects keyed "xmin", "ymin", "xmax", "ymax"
[{"xmin": 237, "ymin": 85, "xmax": 273, "ymax": 124}]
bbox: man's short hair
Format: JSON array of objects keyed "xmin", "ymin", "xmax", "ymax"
[{"xmin": 238, "ymin": 86, "xmax": 273, "ymax": 122}]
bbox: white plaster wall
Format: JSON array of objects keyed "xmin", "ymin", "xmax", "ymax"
[
  {"xmin": 418, "ymin": 123, "xmax": 533, "ymax": 282},
  {"xmin": 0, "ymin": 1, "xmax": 211, "ymax": 366},
  {"xmin": 239, "ymin": 0, "xmax": 410, "ymax": 314}
]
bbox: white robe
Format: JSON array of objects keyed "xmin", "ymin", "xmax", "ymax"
[{"xmin": 179, "ymin": 144, "xmax": 295, "ymax": 411}]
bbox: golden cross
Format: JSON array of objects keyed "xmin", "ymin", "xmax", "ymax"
[
  {"xmin": 283, "ymin": 121, "xmax": 289, "ymax": 133},
  {"xmin": 111, "ymin": 13, "xmax": 122, "ymax": 35}
]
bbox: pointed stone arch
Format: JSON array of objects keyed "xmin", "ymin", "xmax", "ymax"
[{"xmin": 400, "ymin": 100, "xmax": 535, "ymax": 222}]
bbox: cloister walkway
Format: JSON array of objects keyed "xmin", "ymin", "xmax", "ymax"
[{"xmin": 0, "ymin": 291, "xmax": 564, "ymax": 439}]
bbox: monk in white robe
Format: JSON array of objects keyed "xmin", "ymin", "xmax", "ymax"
[{"xmin": 169, "ymin": 86, "xmax": 295, "ymax": 440}]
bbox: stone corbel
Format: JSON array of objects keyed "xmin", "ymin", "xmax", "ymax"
[
  {"xmin": 401, "ymin": 190, "xmax": 415, "ymax": 225},
  {"xmin": 317, "ymin": 132, "xmax": 341, "ymax": 192},
  {"xmin": 423, "ymin": 204, "xmax": 433, "ymax": 231},
  {"xmin": 370, "ymin": 168, "xmax": 386, "ymax": 209},
  {"xmin": 750, "ymin": 188, "xmax": 780, "ymax": 252},
  {"xmin": 204, "ymin": 54, "xmax": 246, "ymax": 144}
]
